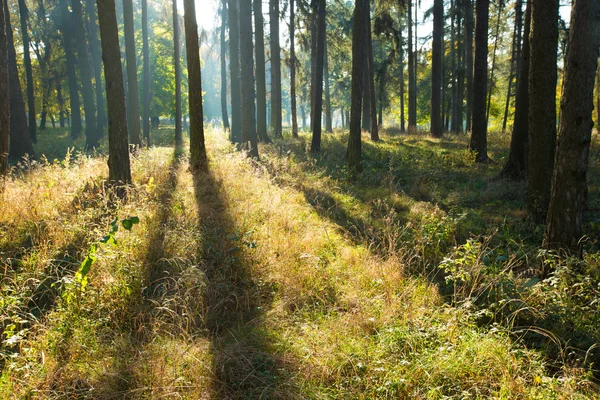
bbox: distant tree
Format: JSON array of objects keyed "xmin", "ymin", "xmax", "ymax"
[
  {"xmin": 465, "ymin": 0, "xmax": 474, "ymax": 132},
  {"xmin": 269, "ymin": 0, "xmax": 282, "ymax": 138},
  {"xmin": 59, "ymin": 0, "xmax": 82, "ymax": 139},
  {"xmin": 430, "ymin": 0, "xmax": 443, "ymax": 138},
  {"xmin": 17, "ymin": 0, "xmax": 36, "ymax": 143},
  {"xmin": 324, "ymin": 41, "xmax": 333, "ymax": 133},
  {"xmin": 239, "ymin": 0, "xmax": 258, "ymax": 158},
  {"xmin": 142, "ymin": 0, "xmax": 150, "ymax": 144},
  {"xmin": 407, "ymin": 0, "xmax": 416, "ymax": 131},
  {"xmin": 469, "ymin": 0, "xmax": 489, "ymax": 163},
  {"xmin": 220, "ymin": 0, "xmax": 229, "ymax": 131},
  {"xmin": 366, "ymin": 13, "xmax": 378, "ymax": 140},
  {"xmin": 97, "ymin": 0, "xmax": 131, "ymax": 184},
  {"xmin": 310, "ymin": 0, "xmax": 326, "ymax": 152},
  {"xmin": 254, "ymin": 0, "xmax": 269, "ymax": 142},
  {"xmin": 0, "ymin": 0, "xmax": 8, "ymax": 175},
  {"xmin": 227, "ymin": 0, "xmax": 241, "ymax": 143},
  {"xmin": 501, "ymin": 0, "xmax": 524, "ymax": 134},
  {"xmin": 123, "ymin": 0, "xmax": 141, "ymax": 146},
  {"xmin": 290, "ymin": 0, "xmax": 298, "ymax": 137},
  {"xmin": 348, "ymin": 0, "xmax": 367, "ymax": 173},
  {"xmin": 174, "ymin": 0, "xmax": 182, "ymax": 146},
  {"xmin": 183, "ymin": 0, "xmax": 207, "ymax": 171},
  {"xmin": 527, "ymin": 0, "xmax": 559, "ymax": 222},
  {"xmin": 544, "ymin": 0, "xmax": 600, "ymax": 256},
  {"xmin": 84, "ymin": 0, "xmax": 106, "ymax": 134}
]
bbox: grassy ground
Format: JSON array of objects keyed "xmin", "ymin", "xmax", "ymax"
[{"xmin": 0, "ymin": 126, "xmax": 599, "ymax": 399}]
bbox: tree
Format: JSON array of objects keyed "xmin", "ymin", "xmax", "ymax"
[
  {"xmin": 0, "ymin": 0, "xmax": 8, "ymax": 175},
  {"xmin": 465, "ymin": 0, "xmax": 474, "ymax": 132},
  {"xmin": 174, "ymin": 0, "xmax": 182, "ymax": 146},
  {"xmin": 59, "ymin": 0, "xmax": 82, "ymax": 139},
  {"xmin": 254, "ymin": 0, "xmax": 269, "ymax": 142},
  {"xmin": 324, "ymin": 41, "xmax": 333, "ymax": 133},
  {"xmin": 310, "ymin": 0, "xmax": 326, "ymax": 153},
  {"xmin": 123, "ymin": 0, "xmax": 141, "ymax": 146},
  {"xmin": 239, "ymin": 0, "xmax": 258, "ymax": 158},
  {"xmin": 485, "ymin": 0, "xmax": 503, "ymax": 123},
  {"xmin": 430, "ymin": 0, "xmax": 443, "ymax": 138},
  {"xmin": 407, "ymin": 0, "xmax": 416, "ymax": 131},
  {"xmin": 501, "ymin": 0, "xmax": 523, "ymax": 134},
  {"xmin": 97, "ymin": 0, "xmax": 131, "ymax": 184},
  {"xmin": 269, "ymin": 0, "xmax": 282, "ymax": 138},
  {"xmin": 544, "ymin": 0, "xmax": 600, "ymax": 256},
  {"xmin": 469, "ymin": 0, "xmax": 489, "ymax": 163},
  {"xmin": 366, "ymin": 13, "xmax": 378, "ymax": 140},
  {"xmin": 84, "ymin": 0, "xmax": 106, "ymax": 135},
  {"xmin": 227, "ymin": 0, "xmax": 241, "ymax": 143},
  {"xmin": 220, "ymin": 0, "xmax": 229, "ymax": 131},
  {"xmin": 17, "ymin": 0, "xmax": 36, "ymax": 143},
  {"xmin": 183, "ymin": 0, "xmax": 207, "ymax": 171},
  {"xmin": 142, "ymin": 0, "xmax": 150, "ymax": 144},
  {"xmin": 348, "ymin": 0, "xmax": 367, "ymax": 173},
  {"xmin": 290, "ymin": 0, "xmax": 298, "ymax": 137},
  {"xmin": 527, "ymin": 0, "xmax": 558, "ymax": 222}
]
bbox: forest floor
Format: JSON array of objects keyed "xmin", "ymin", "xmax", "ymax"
[{"xmin": 1, "ymin": 126, "xmax": 600, "ymax": 399}]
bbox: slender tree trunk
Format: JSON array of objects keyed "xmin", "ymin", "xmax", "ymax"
[
  {"xmin": 220, "ymin": 0, "xmax": 229, "ymax": 132},
  {"xmin": 399, "ymin": 8, "xmax": 405, "ymax": 132},
  {"xmin": 290, "ymin": 0, "xmax": 298, "ymax": 137},
  {"xmin": 174, "ymin": 0, "xmax": 182, "ymax": 145},
  {"xmin": 123, "ymin": 0, "xmax": 141, "ymax": 146},
  {"xmin": 142, "ymin": 0, "xmax": 150, "ymax": 145},
  {"xmin": 450, "ymin": 0, "xmax": 457, "ymax": 132},
  {"xmin": 502, "ymin": 0, "xmax": 522, "ymax": 133},
  {"xmin": 366, "ymin": 14, "xmax": 378, "ymax": 140},
  {"xmin": 228, "ymin": 0, "xmax": 241, "ymax": 143},
  {"xmin": 465, "ymin": 0, "xmax": 474, "ymax": 132},
  {"xmin": 310, "ymin": 0, "xmax": 325, "ymax": 152},
  {"xmin": 17, "ymin": 0, "xmax": 36, "ymax": 143},
  {"xmin": 184, "ymin": 0, "xmax": 207, "ymax": 170},
  {"xmin": 0, "ymin": 0, "xmax": 8, "ymax": 175},
  {"xmin": 56, "ymin": 77, "xmax": 65, "ymax": 128},
  {"xmin": 59, "ymin": 0, "xmax": 82, "ymax": 139},
  {"xmin": 97, "ymin": 0, "xmax": 130, "ymax": 183},
  {"xmin": 324, "ymin": 40, "xmax": 333, "ymax": 133},
  {"xmin": 499, "ymin": 0, "xmax": 530, "ymax": 180},
  {"xmin": 407, "ymin": 0, "xmax": 416, "ymax": 131},
  {"xmin": 527, "ymin": 0, "xmax": 558, "ymax": 222},
  {"xmin": 362, "ymin": 62, "xmax": 371, "ymax": 131},
  {"xmin": 84, "ymin": 0, "xmax": 106, "ymax": 135},
  {"xmin": 270, "ymin": 0, "xmax": 282, "ymax": 138},
  {"xmin": 348, "ymin": 0, "xmax": 367, "ymax": 174},
  {"xmin": 431, "ymin": 0, "xmax": 443, "ymax": 138},
  {"xmin": 544, "ymin": 0, "xmax": 600, "ymax": 256},
  {"xmin": 469, "ymin": 0, "xmax": 489, "ymax": 163},
  {"xmin": 239, "ymin": 0, "xmax": 258, "ymax": 158},
  {"xmin": 456, "ymin": 4, "xmax": 464, "ymax": 133},
  {"xmin": 254, "ymin": 0, "xmax": 269, "ymax": 142},
  {"xmin": 486, "ymin": 0, "xmax": 503, "ymax": 124},
  {"xmin": 72, "ymin": 0, "xmax": 99, "ymax": 149}
]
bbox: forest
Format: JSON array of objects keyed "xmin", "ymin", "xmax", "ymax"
[{"xmin": 1, "ymin": 0, "xmax": 600, "ymax": 398}]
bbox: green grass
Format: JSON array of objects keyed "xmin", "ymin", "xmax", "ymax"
[{"xmin": 0, "ymin": 127, "xmax": 599, "ymax": 398}]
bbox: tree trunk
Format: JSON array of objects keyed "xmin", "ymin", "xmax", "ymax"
[
  {"xmin": 142, "ymin": 0, "xmax": 150, "ymax": 144},
  {"xmin": 97, "ymin": 0, "xmax": 131, "ymax": 183},
  {"xmin": 465, "ymin": 0, "xmax": 474, "ymax": 132},
  {"xmin": 254, "ymin": 0, "xmax": 269, "ymax": 142},
  {"xmin": 486, "ymin": 0, "xmax": 503, "ymax": 124},
  {"xmin": 290, "ymin": 0, "xmax": 298, "ymax": 137},
  {"xmin": 174, "ymin": 0, "xmax": 182, "ymax": 145},
  {"xmin": 184, "ymin": 0, "xmax": 207, "ymax": 171},
  {"xmin": 0, "ymin": 0, "xmax": 8, "ymax": 175},
  {"xmin": 239, "ymin": 0, "xmax": 258, "ymax": 158},
  {"xmin": 227, "ymin": 0, "xmax": 241, "ymax": 143},
  {"xmin": 269, "ymin": 0, "xmax": 282, "ymax": 138},
  {"xmin": 450, "ymin": 0, "xmax": 457, "ymax": 132},
  {"xmin": 366, "ymin": 13, "xmax": 378, "ymax": 140},
  {"xmin": 72, "ymin": 0, "xmax": 99, "ymax": 149},
  {"xmin": 456, "ymin": 3, "xmax": 464, "ymax": 133},
  {"xmin": 544, "ymin": 0, "xmax": 600, "ymax": 256},
  {"xmin": 407, "ymin": 0, "xmax": 416, "ymax": 131},
  {"xmin": 502, "ymin": 0, "xmax": 522, "ymax": 133},
  {"xmin": 469, "ymin": 0, "xmax": 489, "ymax": 163},
  {"xmin": 431, "ymin": 0, "xmax": 443, "ymax": 138},
  {"xmin": 59, "ymin": 0, "xmax": 82, "ymax": 139},
  {"xmin": 84, "ymin": 0, "xmax": 106, "ymax": 135},
  {"xmin": 527, "ymin": 0, "xmax": 558, "ymax": 222},
  {"xmin": 220, "ymin": 0, "xmax": 229, "ymax": 132},
  {"xmin": 123, "ymin": 0, "xmax": 141, "ymax": 146},
  {"xmin": 324, "ymin": 40, "xmax": 333, "ymax": 133},
  {"xmin": 398, "ymin": 7, "xmax": 405, "ymax": 132},
  {"xmin": 348, "ymin": 0, "xmax": 367, "ymax": 174},
  {"xmin": 17, "ymin": 0, "xmax": 36, "ymax": 143},
  {"xmin": 499, "ymin": 0, "xmax": 530, "ymax": 180},
  {"xmin": 56, "ymin": 77, "xmax": 65, "ymax": 128},
  {"xmin": 310, "ymin": 0, "xmax": 325, "ymax": 152}
]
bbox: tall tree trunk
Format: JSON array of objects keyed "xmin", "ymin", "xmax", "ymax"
[
  {"xmin": 398, "ymin": 7, "xmax": 405, "ymax": 132},
  {"xmin": 254, "ymin": 0, "xmax": 269, "ymax": 142},
  {"xmin": 431, "ymin": 0, "xmax": 443, "ymax": 138},
  {"xmin": 220, "ymin": 0, "xmax": 229, "ymax": 132},
  {"xmin": 527, "ymin": 0, "xmax": 558, "ymax": 222},
  {"xmin": 227, "ymin": 0, "xmax": 241, "ymax": 143},
  {"xmin": 59, "ymin": 0, "xmax": 82, "ymax": 139},
  {"xmin": 184, "ymin": 0, "xmax": 207, "ymax": 170},
  {"xmin": 469, "ymin": 0, "xmax": 489, "ymax": 163},
  {"xmin": 239, "ymin": 0, "xmax": 258, "ymax": 158},
  {"xmin": 486, "ymin": 0, "xmax": 503, "ymax": 123},
  {"xmin": 324, "ymin": 40, "xmax": 333, "ymax": 133},
  {"xmin": 17, "ymin": 0, "xmax": 36, "ymax": 143},
  {"xmin": 366, "ymin": 13, "xmax": 378, "ymax": 140},
  {"xmin": 174, "ymin": 0, "xmax": 182, "ymax": 145},
  {"xmin": 56, "ymin": 76, "xmax": 65, "ymax": 128},
  {"xmin": 407, "ymin": 0, "xmax": 416, "ymax": 131},
  {"xmin": 269, "ymin": 0, "xmax": 282, "ymax": 138},
  {"xmin": 450, "ymin": 0, "xmax": 457, "ymax": 132},
  {"xmin": 310, "ymin": 0, "xmax": 325, "ymax": 152},
  {"xmin": 502, "ymin": 0, "xmax": 523, "ymax": 133},
  {"xmin": 290, "ymin": 0, "xmax": 298, "ymax": 137},
  {"xmin": 465, "ymin": 0, "xmax": 474, "ymax": 132},
  {"xmin": 0, "ymin": 0, "xmax": 8, "ymax": 175},
  {"xmin": 142, "ymin": 0, "xmax": 150, "ymax": 144},
  {"xmin": 348, "ymin": 0, "xmax": 367, "ymax": 174},
  {"xmin": 499, "ymin": 0, "xmax": 530, "ymax": 180},
  {"xmin": 362, "ymin": 62, "xmax": 371, "ymax": 131},
  {"xmin": 84, "ymin": 0, "xmax": 106, "ymax": 135},
  {"xmin": 96, "ymin": 0, "xmax": 131, "ymax": 183},
  {"xmin": 544, "ymin": 0, "xmax": 600, "ymax": 256},
  {"xmin": 72, "ymin": 0, "xmax": 99, "ymax": 149},
  {"xmin": 456, "ymin": 3, "xmax": 464, "ymax": 133},
  {"xmin": 123, "ymin": 0, "xmax": 141, "ymax": 146}
]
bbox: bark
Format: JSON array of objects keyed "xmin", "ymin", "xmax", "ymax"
[
  {"xmin": 269, "ymin": 0, "xmax": 282, "ymax": 138},
  {"xmin": 398, "ymin": 8, "xmax": 405, "ymax": 132},
  {"xmin": 56, "ymin": 76, "xmax": 65, "ymax": 128},
  {"xmin": 469, "ymin": 0, "xmax": 489, "ymax": 163},
  {"xmin": 465, "ymin": 0, "xmax": 474, "ymax": 132},
  {"xmin": 431, "ymin": 0, "xmax": 443, "ymax": 138},
  {"xmin": 142, "ymin": 0, "xmax": 150, "ymax": 144},
  {"xmin": 348, "ymin": 0, "xmax": 367, "ymax": 174},
  {"xmin": 0, "ymin": 0, "xmax": 8, "ymax": 175},
  {"xmin": 254, "ymin": 0, "xmax": 269, "ymax": 142},
  {"xmin": 220, "ymin": 0, "xmax": 229, "ymax": 131},
  {"xmin": 239, "ymin": 0, "xmax": 258, "ymax": 158},
  {"xmin": 527, "ymin": 0, "xmax": 558, "ymax": 222},
  {"xmin": 502, "ymin": 0, "xmax": 522, "ymax": 133},
  {"xmin": 486, "ymin": 0, "xmax": 503, "ymax": 123},
  {"xmin": 310, "ymin": 0, "xmax": 325, "ymax": 152},
  {"xmin": 59, "ymin": 0, "xmax": 82, "ymax": 139},
  {"xmin": 97, "ymin": 0, "xmax": 131, "ymax": 183},
  {"xmin": 545, "ymin": 0, "xmax": 600, "ymax": 256},
  {"xmin": 17, "ymin": 0, "xmax": 36, "ymax": 143},
  {"xmin": 123, "ymin": 0, "xmax": 141, "ymax": 146},
  {"xmin": 499, "ymin": 0, "xmax": 530, "ymax": 180},
  {"xmin": 324, "ymin": 40, "xmax": 332, "ymax": 133},
  {"xmin": 72, "ymin": 0, "xmax": 99, "ymax": 149},
  {"xmin": 174, "ymin": 0, "xmax": 182, "ymax": 145},
  {"xmin": 450, "ymin": 0, "xmax": 457, "ymax": 132},
  {"xmin": 366, "ymin": 13, "xmax": 378, "ymax": 140},
  {"xmin": 184, "ymin": 0, "xmax": 207, "ymax": 170},
  {"xmin": 290, "ymin": 0, "xmax": 298, "ymax": 137},
  {"xmin": 227, "ymin": 0, "xmax": 241, "ymax": 143},
  {"xmin": 84, "ymin": 0, "xmax": 106, "ymax": 135},
  {"xmin": 407, "ymin": 0, "xmax": 416, "ymax": 130}
]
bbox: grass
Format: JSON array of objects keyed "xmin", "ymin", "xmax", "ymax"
[{"xmin": 0, "ymin": 126, "xmax": 599, "ymax": 398}]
